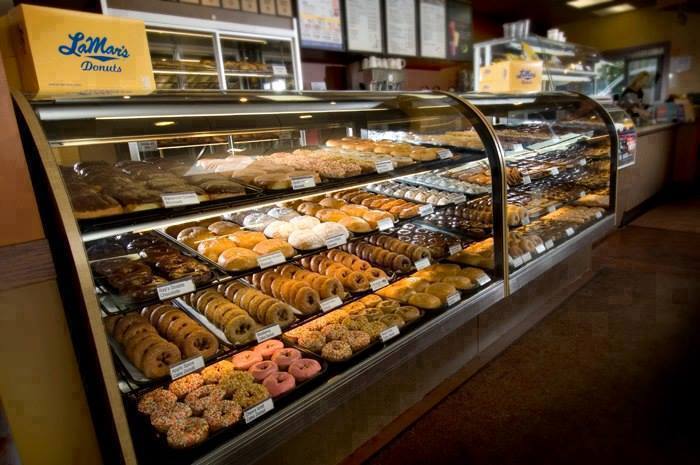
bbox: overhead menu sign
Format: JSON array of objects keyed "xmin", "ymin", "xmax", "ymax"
[
  {"xmin": 386, "ymin": 0, "xmax": 416, "ymax": 56},
  {"xmin": 298, "ymin": 0, "xmax": 344, "ymax": 51},
  {"xmin": 419, "ymin": 0, "xmax": 446, "ymax": 59},
  {"xmin": 346, "ymin": 0, "xmax": 383, "ymax": 53}
]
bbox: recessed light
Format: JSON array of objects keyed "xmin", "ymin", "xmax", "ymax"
[
  {"xmin": 567, "ymin": 0, "xmax": 612, "ymax": 8},
  {"xmin": 594, "ymin": 3, "xmax": 635, "ymax": 15},
  {"xmin": 154, "ymin": 121, "xmax": 175, "ymax": 127}
]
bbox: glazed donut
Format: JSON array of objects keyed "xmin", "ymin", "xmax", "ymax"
[
  {"xmin": 184, "ymin": 385, "xmax": 226, "ymax": 415},
  {"xmin": 270, "ymin": 348, "xmax": 302, "ymax": 371},
  {"xmin": 344, "ymin": 271, "xmax": 369, "ymax": 292},
  {"xmin": 141, "ymin": 342, "xmax": 182, "ymax": 379},
  {"xmin": 376, "ymin": 300, "xmax": 400, "ymax": 313},
  {"xmin": 113, "ymin": 314, "xmax": 146, "ymax": 344},
  {"xmin": 293, "ymin": 287, "xmax": 321, "ymax": 315},
  {"xmin": 231, "ymin": 350, "xmax": 263, "ymax": 370},
  {"xmin": 363, "ymin": 307, "xmax": 383, "ymax": 322},
  {"xmin": 157, "ymin": 309, "xmax": 187, "ymax": 335},
  {"xmin": 203, "ymin": 400, "xmax": 242, "ymax": 432},
  {"xmin": 288, "ymin": 358, "xmax": 322, "ymax": 381},
  {"xmin": 358, "ymin": 294, "xmax": 383, "ymax": 308},
  {"xmin": 128, "ymin": 335, "xmax": 163, "ymax": 368},
  {"xmin": 396, "ymin": 306, "xmax": 421, "ymax": 322},
  {"xmin": 344, "ymin": 330, "xmax": 371, "ymax": 352},
  {"xmin": 248, "ymin": 360, "xmax": 279, "ymax": 382},
  {"xmin": 316, "ymin": 277, "xmax": 345, "ymax": 299},
  {"xmin": 253, "ymin": 339, "xmax": 284, "ymax": 359},
  {"xmin": 262, "ymin": 372, "xmax": 296, "ymax": 397},
  {"xmin": 122, "ymin": 322, "xmax": 157, "ymax": 347},
  {"xmin": 169, "ymin": 373, "xmax": 205, "ymax": 399},
  {"xmin": 201, "ymin": 360, "xmax": 234, "ymax": 384},
  {"xmin": 137, "ymin": 388, "xmax": 177, "ymax": 415},
  {"xmin": 166, "ymin": 417, "xmax": 209, "ymax": 449},
  {"xmin": 232, "ymin": 382, "xmax": 270, "ymax": 409},
  {"xmin": 380, "ymin": 313, "xmax": 405, "ymax": 329},
  {"xmin": 151, "ymin": 402, "xmax": 192, "ymax": 433},
  {"xmin": 264, "ymin": 302, "xmax": 295, "ymax": 327},
  {"xmin": 182, "ymin": 330, "xmax": 219, "ymax": 359}
]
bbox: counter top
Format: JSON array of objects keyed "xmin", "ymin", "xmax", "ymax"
[{"xmin": 637, "ymin": 122, "xmax": 679, "ymax": 136}]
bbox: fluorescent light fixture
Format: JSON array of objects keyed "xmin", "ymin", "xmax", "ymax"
[
  {"xmin": 567, "ymin": 0, "xmax": 612, "ymax": 8},
  {"xmin": 220, "ymin": 36, "xmax": 267, "ymax": 44},
  {"xmin": 154, "ymin": 121, "xmax": 176, "ymax": 127},
  {"xmin": 299, "ymin": 115, "xmax": 313, "ymax": 119},
  {"xmin": 146, "ymin": 28, "xmax": 213, "ymax": 39},
  {"xmin": 258, "ymin": 95, "xmax": 320, "ymax": 102},
  {"xmin": 594, "ymin": 3, "xmax": 635, "ymax": 15},
  {"xmin": 96, "ymin": 108, "xmax": 388, "ymax": 120}
]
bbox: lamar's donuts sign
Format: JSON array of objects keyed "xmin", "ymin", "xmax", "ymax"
[
  {"xmin": 58, "ymin": 32, "xmax": 130, "ymax": 73},
  {"xmin": 6, "ymin": 4, "xmax": 154, "ymax": 96}
]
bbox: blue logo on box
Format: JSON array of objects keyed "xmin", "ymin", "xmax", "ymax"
[
  {"xmin": 517, "ymin": 69, "xmax": 536, "ymax": 82},
  {"xmin": 58, "ymin": 32, "xmax": 128, "ymax": 72}
]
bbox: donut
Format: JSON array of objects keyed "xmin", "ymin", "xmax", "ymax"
[
  {"xmin": 321, "ymin": 340, "xmax": 353, "ymax": 362},
  {"xmin": 129, "ymin": 335, "xmax": 163, "ymax": 368},
  {"xmin": 203, "ymin": 400, "xmax": 242, "ymax": 432},
  {"xmin": 201, "ymin": 360, "xmax": 234, "ymax": 384},
  {"xmin": 342, "ymin": 315, "xmax": 368, "ymax": 331},
  {"xmin": 166, "ymin": 417, "xmax": 209, "ymax": 449},
  {"xmin": 137, "ymin": 388, "xmax": 177, "ymax": 415},
  {"xmin": 297, "ymin": 330, "xmax": 325, "ymax": 353},
  {"xmin": 407, "ymin": 292, "xmax": 442, "ymax": 309},
  {"xmin": 122, "ymin": 322, "xmax": 157, "ymax": 347},
  {"xmin": 113, "ymin": 314, "xmax": 146, "ymax": 344},
  {"xmin": 270, "ymin": 348, "xmax": 302, "ymax": 371},
  {"xmin": 262, "ymin": 372, "xmax": 296, "ymax": 397},
  {"xmin": 380, "ymin": 313, "xmax": 405, "ymax": 329},
  {"xmin": 224, "ymin": 315, "xmax": 257, "ymax": 345},
  {"xmin": 231, "ymin": 350, "xmax": 263, "ymax": 370},
  {"xmin": 344, "ymin": 330, "xmax": 371, "ymax": 352},
  {"xmin": 288, "ymin": 358, "xmax": 322, "ymax": 381},
  {"xmin": 151, "ymin": 402, "xmax": 192, "ymax": 433},
  {"xmin": 184, "ymin": 385, "xmax": 226, "ymax": 415},
  {"xmin": 253, "ymin": 339, "xmax": 284, "ymax": 359},
  {"xmin": 364, "ymin": 321, "xmax": 388, "ymax": 340},
  {"xmin": 376, "ymin": 300, "xmax": 400, "ymax": 313},
  {"xmin": 169, "ymin": 373, "xmax": 204, "ymax": 399},
  {"xmin": 396, "ymin": 306, "xmax": 421, "ymax": 322},
  {"xmin": 233, "ymin": 383, "xmax": 270, "ymax": 409},
  {"xmin": 363, "ymin": 307, "xmax": 383, "ymax": 322},
  {"xmin": 293, "ymin": 287, "xmax": 320, "ymax": 315},
  {"xmin": 248, "ymin": 360, "xmax": 279, "ymax": 382},
  {"xmin": 141, "ymin": 342, "xmax": 182, "ymax": 379},
  {"xmin": 218, "ymin": 370, "xmax": 255, "ymax": 396},
  {"xmin": 320, "ymin": 323, "xmax": 349, "ymax": 341},
  {"xmin": 358, "ymin": 294, "xmax": 383, "ymax": 308},
  {"xmin": 181, "ymin": 330, "xmax": 219, "ymax": 359},
  {"xmin": 264, "ymin": 302, "xmax": 295, "ymax": 327}
]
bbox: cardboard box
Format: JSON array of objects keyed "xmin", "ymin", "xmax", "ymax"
[
  {"xmin": 478, "ymin": 60, "xmax": 543, "ymax": 93},
  {"xmin": 6, "ymin": 4, "xmax": 155, "ymax": 97}
]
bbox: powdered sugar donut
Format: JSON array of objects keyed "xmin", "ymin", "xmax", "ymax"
[
  {"xmin": 263, "ymin": 221, "xmax": 296, "ymax": 240},
  {"xmin": 289, "ymin": 215, "xmax": 320, "ymax": 230}
]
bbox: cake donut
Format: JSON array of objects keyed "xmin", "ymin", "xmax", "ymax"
[
  {"xmin": 181, "ymin": 330, "xmax": 219, "ymax": 359},
  {"xmin": 137, "ymin": 388, "xmax": 177, "ymax": 415},
  {"xmin": 203, "ymin": 400, "xmax": 242, "ymax": 431},
  {"xmin": 248, "ymin": 360, "xmax": 279, "ymax": 382},
  {"xmin": 201, "ymin": 360, "xmax": 234, "ymax": 384},
  {"xmin": 184, "ymin": 385, "xmax": 226, "ymax": 416},
  {"xmin": 166, "ymin": 417, "xmax": 209, "ymax": 449},
  {"xmin": 321, "ymin": 340, "xmax": 353, "ymax": 362},
  {"xmin": 288, "ymin": 358, "xmax": 322, "ymax": 381},
  {"xmin": 141, "ymin": 342, "xmax": 182, "ymax": 379},
  {"xmin": 218, "ymin": 371, "xmax": 255, "ymax": 396},
  {"xmin": 270, "ymin": 348, "xmax": 301, "ymax": 371},
  {"xmin": 151, "ymin": 402, "xmax": 192, "ymax": 433},
  {"xmin": 344, "ymin": 330, "xmax": 371, "ymax": 352},
  {"xmin": 169, "ymin": 373, "xmax": 204, "ymax": 399},
  {"xmin": 262, "ymin": 372, "xmax": 296, "ymax": 397},
  {"xmin": 231, "ymin": 351, "xmax": 263, "ymax": 370},
  {"xmin": 253, "ymin": 339, "xmax": 284, "ymax": 359},
  {"xmin": 297, "ymin": 331, "xmax": 325, "ymax": 353},
  {"xmin": 233, "ymin": 383, "xmax": 270, "ymax": 409}
]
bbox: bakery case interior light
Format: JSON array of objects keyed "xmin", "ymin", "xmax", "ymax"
[
  {"xmin": 154, "ymin": 121, "xmax": 176, "ymax": 127},
  {"xmin": 566, "ymin": 0, "xmax": 612, "ymax": 8},
  {"xmin": 594, "ymin": 3, "xmax": 635, "ymax": 15}
]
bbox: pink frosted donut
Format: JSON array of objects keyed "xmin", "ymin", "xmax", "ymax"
[
  {"xmin": 263, "ymin": 372, "xmax": 296, "ymax": 397},
  {"xmin": 288, "ymin": 358, "xmax": 322, "ymax": 382},
  {"xmin": 271, "ymin": 348, "xmax": 302, "ymax": 371},
  {"xmin": 231, "ymin": 351, "xmax": 263, "ymax": 370},
  {"xmin": 248, "ymin": 360, "xmax": 279, "ymax": 382},
  {"xmin": 253, "ymin": 339, "xmax": 284, "ymax": 359}
]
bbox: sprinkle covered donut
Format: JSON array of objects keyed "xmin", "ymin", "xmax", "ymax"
[
  {"xmin": 137, "ymin": 388, "xmax": 177, "ymax": 415},
  {"xmin": 203, "ymin": 400, "xmax": 242, "ymax": 431},
  {"xmin": 184, "ymin": 385, "xmax": 226, "ymax": 415},
  {"xmin": 151, "ymin": 402, "xmax": 192, "ymax": 433},
  {"xmin": 167, "ymin": 417, "xmax": 209, "ymax": 449}
]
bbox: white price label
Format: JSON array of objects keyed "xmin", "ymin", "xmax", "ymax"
[
  {"xmin": 446, "ymin": 292, "xmax": 461, "ymax": 306},
  {"xmin": 375, "ymin": 159, "xmax": 394, "ymax": 173},
  {"xmin": 379, "ymin": 325, "xmax": 400, "ymax": 343},
  {"xmin": 448, "ymin": 244, "xmax": 462, "ymax": 256},
  {"xmin": 157, "ymin": 278, "xmax": 195, "ymax": 301},
  {"xmin": 370, "ymin": 278, "xmax": 389, "ymax": 291},
  {"xmin": 137, "ymin": 140, "xmax": 158, "ymax": 152},
  {"xmin": 595, "ymin": 211, "xmax": 603, "ymax": 219},
  {"xmin": 320, "ymin": 296, "xmax": 343, "ymax": 312},
  {"xmin": 419, "ymin": 204, "xmax": 434, "ymax": 216},
  {"xmin": 522, "ymin": 175, "xmax": 532, "ymax": 185},
  {"xmin": 161, "ymin": 192, "xmax": 200, "ymax": 208},
  {"xmin": 545, "ymin": 239, "xmax": 554, "ymax": 249},
  {"xmin": 547, "ymin": 205, "xmax": 557, "ymax": 213},
  {"xmin": 377, "ymin": 217, "xmax": 394, "ymax": 231},
  {"xmin": 271, "ymin": 64, "xmax": 287, "ymax": 75},
  {"xmin": 579, "ymin": 191, "xmax": 587, "ymax": 198},
  {"xmin": 244, "ymin": 398, "xmax": 274, "ymax": 424},
  {"xmin": 566, "ymin": 227, "xmax": 575, "ymax": 237},
  {"xmin": 579, "ymin": 159, "xmax": 587, "ymax": 166},
  {"xmin": 257, "ymin": 251, "xmax": 286, "ymax": 269},
  {"xmin": 535, "ymin": 244, "xmax": 546, "ymax": 254},
  {"xmin": 512, "ymin": 143, "xmax": 524, "ymax": 151},
  {"xmin": 510, "ymin": 256, "xmax": 524, "ymax": 267},
  {"xmin": 438, "ymin": 149, "xmax": 453, "ymax": 159},
  {"xmin": 522, "ymin": 216, "xmax": 530, "ymax": 225},
  {"xmin": 169, "ymin": 355, "xmax": 204, "ymax": 380},
  {"xmin": 291, "ymin": 175, "xmax": 316, "ymax": 190},
  {"xmin": 549, "ymin": 167, "xmax": 560, "ymax": 175},
  {"xmin": 476, "ymin": 274, "xmax": 491, "ymax": 286},
  {"xmin": 325, "ymin": 234, "xmax": 347, "ymax": 249},
  {"xmin": 522, "ymin": 252, "xmax": 533, "ymax": 262},
  {"xmin": 414, "ymin": 258, "xmax": 430, "ymax": 270},
  {"xmin": 255, "ymin": 324, "xmax": 282, "ymax": 343}
]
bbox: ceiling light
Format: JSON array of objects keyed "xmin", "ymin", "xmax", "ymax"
[
  {"xmin": 594, "ymin": 3, "xmax": 635, "ymax": 15},
  {"xmin": 239, "ymin": 97, "xmax": 248, "ymax": 103},
  {"xmin": 154, "ymin": 121, "xmax": 175, "ymax": 127},
  {"xmin": 299, "ymin": 115, "xmax": 313, "ymax": 119},
  {"xmin": 567, "ymin": 0, "xmax": 612, "ymax": 8}
]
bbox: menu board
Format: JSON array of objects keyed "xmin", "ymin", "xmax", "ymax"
[
  {"xmin": 420, "ymin": 0, "xmax": 446, "ymax": 59},
  {"xmin": 298, "ymin": 0, "xmax": 344, "ymax": 51},
  {"xmin": 386, "ymin": 0, "xmax": 416, "ymax": 56},
  {"xmin": 346, "ymin": 0, "xmax": 383, "ymax": 53}
]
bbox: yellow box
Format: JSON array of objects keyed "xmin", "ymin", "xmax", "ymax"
[
  {"xmin": 7, "ymin": 4, "xmax": 155, "ymax": 97},
  {"xmin": 478, "ymin": 60, "xmax": 543, "ymax": 93}
]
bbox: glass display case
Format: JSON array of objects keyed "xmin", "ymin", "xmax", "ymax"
[
  {"xmin": 600, "ymin": 102, "xmax": 636, "ymax": 169},
  {"xmin": 13, "ymin": 90, "xmax": 617, "ymax": 465},
  {"xmin": 473, "ymin": 35, "xmax": 603, "ymax": 95}
]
